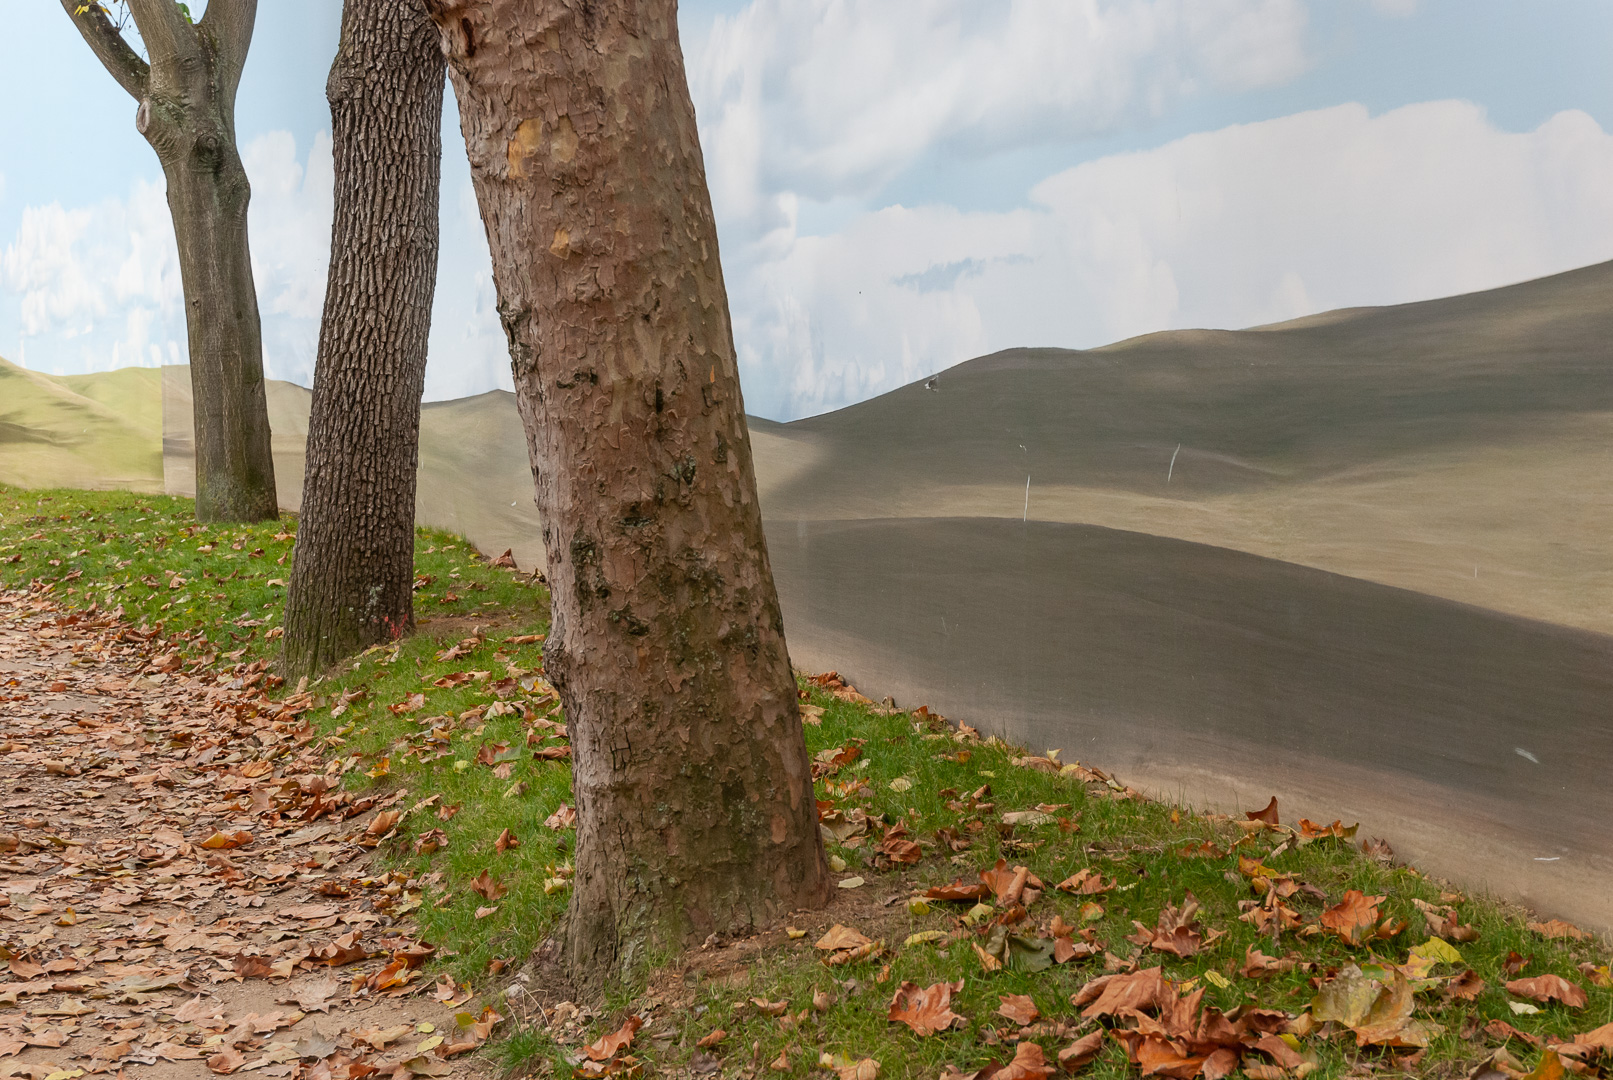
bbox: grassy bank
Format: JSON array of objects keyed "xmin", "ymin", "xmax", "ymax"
[{"xmin": 3, "ymin": 487, "xmax": 1609, "ymax": 1080}]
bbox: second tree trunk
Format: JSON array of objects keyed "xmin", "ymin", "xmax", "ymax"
[{"xmin": 283, "ymin": 0, "xmax": 446, "ymax": 676}]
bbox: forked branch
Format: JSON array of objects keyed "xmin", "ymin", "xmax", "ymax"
[{"xmin": 59, "ymin": 0, "xmax": 150, "ymax": 101}]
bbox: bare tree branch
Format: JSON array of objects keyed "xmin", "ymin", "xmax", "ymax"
[
  {"xmin": 198, "ymin": 0, "xmax": 258, "ymax": 107},
  {"xmin": 59, "ymin": 0, "xmax": 150, "ymax": 101},
  {"xmin": 125, "ymin": 0, "xmax": 198, "ymax": 73}
]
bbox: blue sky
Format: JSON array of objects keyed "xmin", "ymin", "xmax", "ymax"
[{"xmin": 3, "ymin": 0, "xmax": 1611, "ymax": 419}]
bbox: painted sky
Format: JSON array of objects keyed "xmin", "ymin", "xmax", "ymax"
[{"xmin": 2, "ymin": 1, "xmax": 1611, "ymax": 420}]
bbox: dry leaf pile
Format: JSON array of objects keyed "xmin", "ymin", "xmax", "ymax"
[{"xmin": 0, "ymin": 593, "xmax": 500, "ymax": 1079}]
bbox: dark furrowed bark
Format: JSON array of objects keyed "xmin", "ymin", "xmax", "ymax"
[
  {"xmin": 62, "ymin": 0, "xmax": 279, "ymax": 524},
  {"xmin": 427, "ymin": 0, "xmax": 828, "ymax": 990},
  {"xmin": 282, "ymin": 0, "xmax": 446, "ymax": 678}
]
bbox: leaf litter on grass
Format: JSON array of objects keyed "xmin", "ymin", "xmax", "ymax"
[
  {"xmin": 0, "ymin": 590, "xmax": 506, "ymax": 1078},
  {"xmin": 556, "ymin": 676, "xmax": 1613, "ymax": 1080},
  {"xmin": 6, "ymin": 491, "xmax": 1613, "ymax": 1080}
]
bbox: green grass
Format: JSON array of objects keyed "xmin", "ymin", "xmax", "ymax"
[
  {"xmin": 3, "ymin": 485, "xmax": 1610, "ymax": 1080},
  {"xmin": 0, "ymin": 486, "xmax": 571, "ymax": 987}
]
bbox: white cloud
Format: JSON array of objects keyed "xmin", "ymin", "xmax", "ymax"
[
  {"xmin": 0, "ymin": 131, "xmax": 335, "ymax": 380},
  {"xmin": 731, "ymin": 101, "xmax": 1613, "ymax": 419},
  {"xmin": 1, "ymin": 181, "xmax": 184, "ymax": 372},
  {"xmin": 689, "ymin": 0, "xmax": 1311, "ymax": 233}
]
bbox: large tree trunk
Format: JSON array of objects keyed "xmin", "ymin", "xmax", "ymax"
[
  {"xmin": 427, "ymin": 0, "xmax": 828, "ymax": 987},
  {"xmin": 282, "ymin": 0, "xmax": 446, "ymax": 678},
  {"xmin": 62, "ymin": 0, "xmax": 278, "ymax": 523}
]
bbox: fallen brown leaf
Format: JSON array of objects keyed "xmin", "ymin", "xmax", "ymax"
[
  {"xmin": 1245, "ymin": 796, "xmax": 1279, "ymax": 825},
  {"xmin": 887, "ymin": 980, "xmax": 967, "ymax": 1036},
  {"xmin": 995, "ymin": 994, "xmax": 1038, "ymax": 1027},
  {"xmin": 1506, "ymin": 975, "xmax": 1588, "ymax": 1008},
  {"xmin": 585, "ymin": 1015, "xmax": 643, "ymax": 1062},
  {"xmin": 1320, "ymin": 890, "xmax": 1386, "ymax": 947}
]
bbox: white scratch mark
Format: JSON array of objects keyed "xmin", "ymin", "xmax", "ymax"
[
  {"xmin": 1515, "ymin": 747, "xmax": 1540, "ymax": 764},
  {"xmin": 1168, "ymin": 443, "xmax": 1181, "ymax": 483}
]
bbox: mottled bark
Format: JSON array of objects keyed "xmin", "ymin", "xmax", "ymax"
[
  {"xmin": 426, "ymin": 0, "xmax": 828, "ymax": 987},
  {"xmin": 282, "ymin": 0, "xmax": 446, "ymax": 678},
  {"xmin": 62, "ymin": 0, "xmax": 277, "ymax": 522}
]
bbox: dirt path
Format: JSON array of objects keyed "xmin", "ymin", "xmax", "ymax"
[{"xmin": 0, "ymin": 592, "xmax": 498, "ymax": 1079}]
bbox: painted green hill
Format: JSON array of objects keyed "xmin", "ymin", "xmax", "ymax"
[{"xmin": 0, "ymin": 357, "xmax": 163, "ymax": 492}]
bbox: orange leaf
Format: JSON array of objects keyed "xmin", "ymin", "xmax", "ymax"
[
  {"xmin": 924, "ymin": 879, "xmax": 990, "ymax": 902},
  {"xmin": 365, "ymin": 810, "xmax": 401, "ymax": 837},
  {"xmin": 584, "ymin": 1015, "xmax": 642, "ymax": 1062},
  {"xmin": 1055, "ymin": 868, "xmax": 1114, "ymax": 895},
  {"xmin": 470, "ymin": 870, "xmax": 507, "ymax": 901},
  {"xmin": 1320, "ymin": 890, "xmax": 1386, "ymax": 947},
  {"xmin": 815, "ymin": 925, "xmax": 872, "ymax": 952},
  {"xmin": 200, "ymin": 829, "xmax": 252, "ymax": 850},
  {"xmin": 994, "ymin": 1041, "xmax": 1055, "ymax": 1080},
  {"xmin": 996, "ymin": 994, "xmax": 1038, "ymax": 1026},
  {"xmin": 1072, "ymin": 967, "xmax": 1171, "ymax": 1019},
  {"xmin": 1505, "ymin": 975, "xmax": 1588, "ymax": 1008},
  {"xmin": 1057, "ymin": 1032, "xmax": 1103, "ymax": 1072},
  {"xmin": 1244, "ymin": 796, "xmax": 1279, "ymax": 825},
  {"xmin": 887, "ymin": 979, "xmax": 967, "ymax": 1036}
]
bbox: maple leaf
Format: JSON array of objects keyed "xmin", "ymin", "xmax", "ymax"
[
  {"xmin": 544, "ymin": 803, "xmax": 577, "ymax": 829},
  {"xmin": 991, "ymin": 1042, "xmax": 1055, "ymax": 1080},
  {"xmin": 365, "ymin": 809, "xmax": 402, "ymax": 837},
  {"xmin": 1057, "ymin": 1032, "xmax": 1104, "ymax": 1072},
  {"xmin": 470, "ymin": 870, "xmax": 507, "ymax": 901},
  {"xmin": 887, "ymin": 979, "xmax": 967, "ymax": 1036},
  {"xmin": 200, "ymin": 829, "xmax": 252, "ymax": 849},
  {"xmin": 206, "ymin": 1047, "xmax": 247, "ymax": 1074},
  {"xmin": 1506, "ymin": 975, "xmax": 1588, "ymax": 1008},
  {"xmin": 1241, "ymin": 945, "xmax": 1299, "ymax": 978},
  {"xmin": 313, "ymin": 930, "xmax": 370, "ymax": 966},
  {"xmin": 875, "ymin": 825, "xmax": 922, "ymax": 865},
  {"xmin": 1313, "ymin": 965, "xmax": 1440, "ymax": 1048},
  {"xmin": 495, "ymin": 828, "xmax": 520, "ymax": 853},
  {"xmin": 995, "ymin": 994, "xmax": 1038, "ymax": 1026},
  {"xmin": 1116, "ymin": 1031, "xmax": 1208, "ymax": 1079},
  {"xmin": 1320, "ymin": 890, "xmax": 1387, "ymax": 946},
  {"xmin": 1555, "ymin": 1021, "xmax": 1613, "ymax": 1063},
  {"xmin": 1296, "ymin": 817, "xmax": 1357, "ymax": 842},
  {"xmin": 1442, "ymin": 969, "xmax": 1486, "ymax": 1003},
  {"xmin": 1528, "ymin": 919, "xmax": 1590, "ymax": 942},
  {"xmin": 1055, "ymin": 868, "xmax": 1116, "ymax": 895},
  {"xmin": 1578, "ymin": 962, "xmax": 1613, "ymax": 988},
  {"xmin": 1126, "ymin": 893, "xmax": 1218, "ymax": 957},
  {"xmin": 820, "ymin": 1054, "xmax": 880, "ymax": 1080},
  {"xmin": 1073, "ymin": 967, "xmax": 1172, "ymax": 1019},
  {"xmin": 1244, "ymin": 796, "xmax": 1279, "ymax": 825},
  {"xmin": 924, "ymin": 879, "xmax": 990, "ymax": 902},
  {"xmin": 816, "ymin": 924, "xmax": 873, "ymax": 952},
  {"xmin": 585, "ymin": 1015, "xmax": 643, "ymax": 1061}
]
